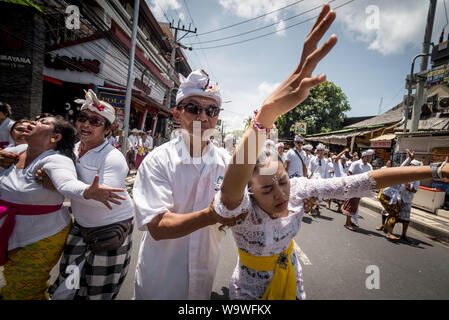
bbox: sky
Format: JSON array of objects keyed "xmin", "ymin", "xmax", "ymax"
[{"xmin": 146, "ymin": 0, "xmax": 447, "ymax": 132}]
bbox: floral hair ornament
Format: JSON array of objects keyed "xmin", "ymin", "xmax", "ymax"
[{"xmin": 74, "ymin": 89, "xmax": 115, "ymax": 123}]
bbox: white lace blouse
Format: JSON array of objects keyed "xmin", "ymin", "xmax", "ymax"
[{"xmin": 213, "ymin": 171, "xmax": 375, "ymax": 300}]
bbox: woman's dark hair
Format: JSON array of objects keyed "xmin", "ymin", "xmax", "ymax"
[
  {"xmin": 248, "ymin": 146, "xmax": 285, "ymax": 189},
  {"xmin": 10, "ymin": 118, "xmax": 31, "ymax": 134},
  {"xmin": 48, "ymin": 115, "xmax": 77, "ymax": 162},
  {"xmin": 0, "ymin": 102, "xmax": 12, "ymax": 118}
]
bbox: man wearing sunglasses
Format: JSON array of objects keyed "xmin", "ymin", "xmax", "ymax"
[{"xmin": 132, "ymin": 69, "xmax": 243, "ymax": 300}]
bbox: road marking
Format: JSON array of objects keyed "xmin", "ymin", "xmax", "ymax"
[{"xmin": 294, "ymin": 241, "xmax": 312, "ymax": 265}]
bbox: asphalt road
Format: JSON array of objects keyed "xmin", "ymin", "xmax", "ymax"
[{"xmin": 53, "ymin": 201, "xmax": 449, "ymax": 300}]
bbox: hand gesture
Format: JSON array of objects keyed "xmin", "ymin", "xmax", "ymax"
[
  {"xmin": 0, "ymin": 150, "xmax": 19, "ymax": 168},
  {"xmin": 258, "ymin": 4, "xmax": 337, "ymax": 126},
  {"xmin": 35, "ymin": 168, "xmax": 57, "ymax": 191},
  {"xmin": 344, "ymin": 148, "xmax": 350, "ymax": 153},
  {"xmin": 83, "ymin": 174, "xmax": 127, "ymax": 210}
]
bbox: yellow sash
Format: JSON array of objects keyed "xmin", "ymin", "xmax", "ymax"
[{"xmin": 238, "ymin": 240, "xmax": 296, "ymax": 300}]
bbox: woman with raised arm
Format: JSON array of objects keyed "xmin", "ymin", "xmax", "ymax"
[
  {"xmin": 0, "ymin": 115, "xmax": 125, "ymax": 300},
  {"xmin": 210, "ymin": 4, "xmax": 449, "ymax": 300}
]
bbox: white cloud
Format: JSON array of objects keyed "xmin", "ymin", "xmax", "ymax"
[
  {"xmin": 219, "ymin": 81, "xmax": 281, "ymax": 132},
  {"xmin": 146, "ymin": 0, "xmax": 185, "ymax": 22},
  {"xmin": 336, "ymin": 0, "xmax": 444, "ymax": 55}
]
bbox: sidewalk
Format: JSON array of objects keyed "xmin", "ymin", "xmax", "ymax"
[{"xmin": 359, "ymin": 194, "xmax": 449, "ymax": 244}]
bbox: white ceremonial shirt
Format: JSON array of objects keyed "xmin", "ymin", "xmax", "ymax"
[
  {"xmin": 127, "ymin": 135, "xmax": 139, "ymax": 151},
  {"xmin": 285, "ymin": 148, "xmax": 307, "ymax": 178},
  {"xmin": 133, "ymin": 136, "xmax": 231, "ymax": 300},
  {"xmin": 0, "ymin": 150, "xmax": 87, "ymax": 249},
  {"xmin": 348, "ymin": 159, "xmax": 373, "ymax": 176},
  {"xmin": 0, "ymin": 117, "xmax": 14, "ymax": 148},
  {"xmin": 309, "ymin": 156, "xmax": 330, "ymax": 179},
  {"xmin": 71, "ymin": 140, "xmax": 134, "ymax": 227}
]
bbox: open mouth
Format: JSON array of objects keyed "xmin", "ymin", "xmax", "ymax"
[
  {"xmin": 79, "ymin": 129, "xmax": 93, "ymax": 137},
  {"xmin": 275, "ymin": 200, "xmax": 288, "ymax": 209}
]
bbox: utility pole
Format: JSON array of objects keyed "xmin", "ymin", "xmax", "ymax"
[
  {"xmin": 165, "ymin": 21, "xmax": 196, "ymax": 110},
  {"xmin": 121, "ymin": 0, "xmax": 140, "ymax": 156},
  {"xmin": 410, "ymin": 0, "xmax": 437, "ymax": 133},
  {"xmin": 378, "ymin": 97, "xmax": 383, "ymax": 115}
]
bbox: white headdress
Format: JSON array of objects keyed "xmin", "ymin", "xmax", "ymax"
[{"xmin": 175, "ymin": 69, "xmax": 222, "ymax": 107}]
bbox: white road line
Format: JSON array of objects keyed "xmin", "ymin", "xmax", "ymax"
[{"xmin": 294, "ymin": 241, "xmax": 312, "ymax": 265}]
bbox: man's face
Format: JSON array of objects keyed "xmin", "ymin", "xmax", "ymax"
[
  {"xmin": 294, "ymin": 141, "xmax": 303, "ymax": 150},
  {"xmin": 175, "ymin": 95, "xmax": 220, "ymax": 136}
]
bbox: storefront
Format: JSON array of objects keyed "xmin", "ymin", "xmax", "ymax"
[
  {"xmin": 42, "ymin": 35, "xmax": 171, "ymax": 136},
  {"xmin": 369, "ymin": 133, "xmax": 396, "ymax": 167}
]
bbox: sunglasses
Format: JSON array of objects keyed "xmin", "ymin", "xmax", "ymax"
[
  {"xmin": 179, "ymin": 103, "xmax": 221, "ymax": 118},
  {"xmin": 77, "ymin": 112, "xmax": 105, "ymax": 127}
]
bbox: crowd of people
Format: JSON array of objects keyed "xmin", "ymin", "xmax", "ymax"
[{"xmin": 0, "ymin": 4, "xmax": 448, "ymax": 301}]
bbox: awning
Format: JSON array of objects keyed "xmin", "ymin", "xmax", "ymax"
[
  {"xmin": 370, "ymin": 133, "xmax": 396, "ymax": 142},
  {"xmin": 306, "ymin": 128, "xmax": 376, "ymax": 146}
]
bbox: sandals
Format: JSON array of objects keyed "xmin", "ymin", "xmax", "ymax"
[{"xmin": 344, "ymin": 224, "xmax": 356, "ymax": 231}]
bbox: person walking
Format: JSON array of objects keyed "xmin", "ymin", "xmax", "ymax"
[
  {"xmin": 342, "ymin": 149, "xmax": 374, "ymax": 230},
  {"xmin": 285, "ymin": 135, "xmax": 307, "ymax": 178},
  {"xmin": 48, "ymin": 90, "xmax": 134, "ymax": 300},
  {"xmin": 132, "ymin": 69, "xmax": 244, "ymax": 300}
]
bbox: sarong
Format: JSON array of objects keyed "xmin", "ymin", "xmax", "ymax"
[
  {"xmin": 342, "ymin": 197, "xmax": 360, "ymax": 216},
  {"xmin": 0, "ymin": 223, "xmax": 70, "ymax": 300}
]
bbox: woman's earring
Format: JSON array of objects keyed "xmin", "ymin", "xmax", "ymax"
[{"xmin": 50, "ymin": 137, "xmax": 56, "ymax": 143}]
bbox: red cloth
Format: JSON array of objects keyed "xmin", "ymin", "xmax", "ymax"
[
  {"xmin": 342, "ymin": 197, "xmax": 360, "ymax": 216},
  {"xmin": 0, "ymin": 199, "xmax": 62, "ymax": 266},
  {"xmin": 135, "ymin": 154, "xmax": 146, "ymax": 170},
  {"xmin": 0, "ymin": 141, "xmax": 9, "ymax": 149}
]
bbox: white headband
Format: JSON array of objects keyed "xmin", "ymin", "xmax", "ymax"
[{"xmin": 176, "ymin": 69, "xmax": 222, "ymax": 107}]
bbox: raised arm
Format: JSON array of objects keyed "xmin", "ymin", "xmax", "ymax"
[{"xmin": 221, "ymin": 4, "xmax": 337, "ymax": 210}]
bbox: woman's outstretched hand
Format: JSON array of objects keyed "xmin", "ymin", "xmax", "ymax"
[
  {"xmin": 83, "ymin": 174, "xmax": 127, "ymax": 210},
  {"xmin": 257, "ymin": 3, "xmax": 337, "ymax": 128}
]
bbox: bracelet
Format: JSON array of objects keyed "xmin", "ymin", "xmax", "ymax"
[
  {"xmin": 437, "ymin": 157, "xmax": 448, "ymax": 179},
  {"xmin": 252, "ymin": 109, "xmax": 275, "ymax": 135},
  {"xmin": 430, "ymin": 157, "xmax": 448, "ymax": 179}
]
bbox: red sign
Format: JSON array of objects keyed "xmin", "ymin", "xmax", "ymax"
[{"xmin": 371, "ymin": 140, "xmax": 391, "ymax": 148}]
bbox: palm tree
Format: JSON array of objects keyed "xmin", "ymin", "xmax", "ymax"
[{"xmin": 243, "ymin": 116, "xmax": 253, "ymax": 130}]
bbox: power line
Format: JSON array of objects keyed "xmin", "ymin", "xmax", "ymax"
[
  {"xmin": 186, "ymin": 0, "xmax": 338, "ymax": 46},
  {"xmin": 185, "ymin": 0, "xmax": 306, "ymax": 38},
  {"xmin": 181, "ymin": 0, "xmax": 218, "ymax": 82},
  {"xmin": 195, "ymin": 0, "xmax": 355, "ymax": 50}
]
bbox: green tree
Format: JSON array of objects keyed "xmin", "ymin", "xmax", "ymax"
[
  {"xmin": 243, "ymin": 116, "xmax": 253, "ymax": 130},
  {"xmin": 274, "ymin": 81, "xmax": 350, "ymax": 137}
]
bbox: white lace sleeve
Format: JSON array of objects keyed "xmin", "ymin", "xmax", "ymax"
[
  {"xmin": 289, "ymin": 171, "xmax": 375, "ymax": 206},
  {"xmin": 213, "ymin": 188, "xmax": 252, "ymax": 218}
]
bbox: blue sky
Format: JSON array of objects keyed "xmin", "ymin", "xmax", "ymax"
[{"xmin": 147, "ymin": 0, "xmax": 447, "ymax": 132}]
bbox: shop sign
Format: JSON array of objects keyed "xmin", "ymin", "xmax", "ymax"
[
  {"xmin": 426, "ymin": 66, "xmax": 449, "ymax": 87},
  {"xmin": 371, "ymin": 140, "xmax": 391, "ymax": 148},
  {"xmin": 97, "ymin": 91, "xmax": 126, "ymax": 108},
  {"xmin": 44, "ymin": 54, "xmax": 100, "ymax": 73}
]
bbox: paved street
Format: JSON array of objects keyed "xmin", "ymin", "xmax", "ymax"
[{"xmin": 110, "ymin": 200, "xmax": 449, "ymax": 300}]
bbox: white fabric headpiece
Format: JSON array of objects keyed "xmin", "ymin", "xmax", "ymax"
[
  {"xmin": 176, "ymin": 69, "xmax": 222, "ymax": 107},
  {"xmin": 75, "ymin": 89, "xmax": 115, "ymax": 124},
  {"xmin": 316, "ymin": 143, "xmax": 326, "ymax": 151}
]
